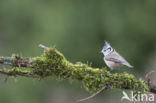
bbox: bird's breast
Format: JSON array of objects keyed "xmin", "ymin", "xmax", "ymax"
[{"xmin": 104, "ymin": 58, "xmax": 121, "ymax": 69}]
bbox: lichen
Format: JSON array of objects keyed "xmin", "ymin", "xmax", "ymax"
[{"xmin": 31, "ymin": 47, "xmax": 149, "ymax": 93}]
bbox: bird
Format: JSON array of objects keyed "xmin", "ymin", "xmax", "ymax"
[{"xmin": 101, "ymin": 41, "xmax": 133, "ymax": 70}]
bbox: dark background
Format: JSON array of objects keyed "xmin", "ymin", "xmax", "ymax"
[{"xmin": 0, "ymin": 0, "xmax": 156, "ymax": 103}]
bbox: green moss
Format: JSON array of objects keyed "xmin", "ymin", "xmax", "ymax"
[
  {"xmin": 30, "ymin": 47, "xmax": 149, "ymax": 93},
  {"xmin": 0, "ymin": 47, "xmax": 149, "ymax": 94},
  {"xmin": 32, "ymin": 48, "xmax": 68, "ymax": 77}
]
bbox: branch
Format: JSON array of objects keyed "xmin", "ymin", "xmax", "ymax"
[
  {"xmin": 0, "ymin": 44, "xmax": 155, "ymax": 95},
  {"xmin": 0, "ymin": 69, "xmax": 38, "ymax": 78}
]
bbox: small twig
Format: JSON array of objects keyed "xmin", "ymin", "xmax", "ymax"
[
  {"xmin": 76, "ymin": 86, "xmax": 106, "ymax": 103},
  {"xmin": 39, "ymin": 44, "xmax": 49, "ymax": 50}
]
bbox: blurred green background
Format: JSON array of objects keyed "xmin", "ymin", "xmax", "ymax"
[{"xmin": 0, "ymin": 0, "xmax": 156, "ymax": 103}]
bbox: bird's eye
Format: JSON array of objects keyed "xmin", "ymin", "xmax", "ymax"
[{"xmin": 107, "ymin": 47, "xmax": 111, "ymax": 51}]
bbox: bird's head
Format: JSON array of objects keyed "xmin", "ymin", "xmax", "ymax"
[{"xmin": 101, "ymin": 41, "xmax": 114, "ymax": 56}]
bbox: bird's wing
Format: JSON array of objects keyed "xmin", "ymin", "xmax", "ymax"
[
  {"xmin": 105, "ymin": 57, "xmax": 122, "ymax": 63},
  {"xmin": 106, "ymin": 51, "xmax": 133, "ymax": 68},
  {"xmin": 105, "ymin": 51, "xmax": 125, "ymax": 63}
]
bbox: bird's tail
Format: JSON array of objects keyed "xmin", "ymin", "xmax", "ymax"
[{"xmin": 124, "ymin": 62, "xmax": 133, "ymax": 68}]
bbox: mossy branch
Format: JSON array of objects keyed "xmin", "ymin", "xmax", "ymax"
[{"xmin": 0, "ymin": 44, "xmax": 155, "ymax": 95}]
